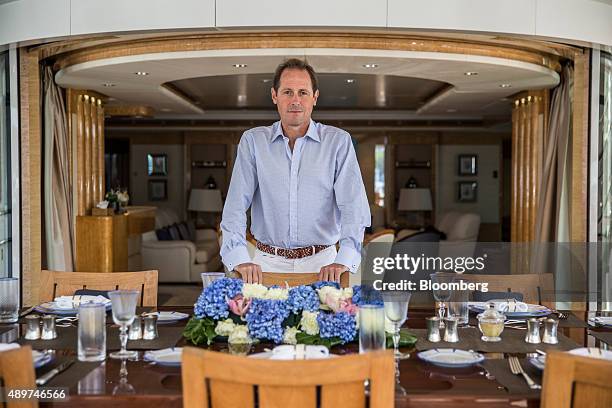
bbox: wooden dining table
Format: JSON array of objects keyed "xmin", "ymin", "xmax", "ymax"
[{"xmin": 2, "ymin": 306, "xmax": 609, "ymax": 408}]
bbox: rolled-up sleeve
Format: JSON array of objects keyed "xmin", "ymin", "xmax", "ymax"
[
  {"xmin": 332, "ymin": 134, "xmax": 371, "ymax": 273},
  {"xmin": 220, "ymin": 132, "xmax": 258, "ymax": 271}
]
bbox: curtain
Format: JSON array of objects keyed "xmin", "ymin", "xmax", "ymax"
[{"xmin": 43, "ymin": 67, "xmax": 74, "ymax": 271}]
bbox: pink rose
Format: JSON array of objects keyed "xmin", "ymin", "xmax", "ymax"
[
  {"xmin": 337, "ymin": 299, "xmax": 359, "ymax": 315},
  {"xmin": 227, "ymin": 295, "xmax": 251, "ymax": 316}
]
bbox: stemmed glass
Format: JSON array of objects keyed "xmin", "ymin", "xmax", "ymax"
[
  {"xmin": 108, "ymin": 290, "xmax": 140, "ymax": 360},
  {"xmin": 112, "ymin": 359, "xmax": 135, "ymax": 395},
  {"xmin": 430, "ymin": 273, "xmax": 453, "ymax": 328},
  {"xmin": 383, "ymin": 292, "xmax": 411, "ymax": 396}
]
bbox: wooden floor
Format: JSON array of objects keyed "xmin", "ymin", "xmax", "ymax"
[{"xmin": 158, "ymin": 283, "xmax": 202, "ymax": 306}]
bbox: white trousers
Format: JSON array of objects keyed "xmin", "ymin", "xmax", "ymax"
[{"xmin": 252, "ymin": 246, "xmax": 337, "ymax": 273}]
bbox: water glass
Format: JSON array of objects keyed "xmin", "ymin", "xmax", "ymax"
[
  {"xmin": 0, "ymin": 277, "xmax": 19, "ymax": 323},
  {"xmin": 108, "ymin": 290, "xmax": 140, "ymax": 359},
  {"xmin": 448, "ymin": 287, "xmax": 469, "ymax": 325},
  {"xmin": 359, "ymin": 304, "xmax": 386, "ymax": 353},
  {"xmin": 78, "ymin": 303, "xmax": 106, "ymax": 362},
  {"xmin": 383, "ymin": 292, "xmax": 411, "ymax": 397},
  {"xmin": 201, "ymin": 272, "xmax": 225, "ymax": 289}
]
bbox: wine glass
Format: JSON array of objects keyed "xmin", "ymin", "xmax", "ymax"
[
  {"xmin": 112, "ymin": 359, "xmax": 135, "ymax": 395},
  {"xmin": 383, "ymin": 292, "xmax": 411, "ymax": 396},
  {"xmin": 108, "ymin": 290, "xmax": 140, "ymax": 360},
  {"xmin": 430, "ymin": 273, "xmax": 453, "ymax": 327}
]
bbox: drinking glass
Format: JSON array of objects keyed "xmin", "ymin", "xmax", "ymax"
[
  {"xmin": 359, "ymin": 304, "xmax": 385, "ymax": 354},
  {"xmin": 112, "ymin": 359, "xmax": 135, "ymax": 395},
  {"xmin": 108, "ymin": 290, "xmax": 139, "ymax": 359},
  {"xmin": 430, "ymin": 273, "xmax": 453, "ymax": 327},
  {"xmin": 201, "ymin": 272, "xmax": 225, "ymax": 289},
  {"xmin": 448, "ymin": 286, "xmax": 469, "ymax": 326},
  {"xmin": 383, "ymin": 292, "xmax": 411, "ymax": 396},
  {"xmin": 78, "ymin": 302, "xmax": 106, "ymax": 362},
  {"xmin": 0, "ymin": 278, "xmax": 19, "ymax": 323}
]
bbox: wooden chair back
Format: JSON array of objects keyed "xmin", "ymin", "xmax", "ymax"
[
  {"xmin": 541, "ymin": 351, "xmax": 612, "ymax": 408},
  {"xmin": 182, "ymin": 348, "xmax": 394, "ymax": 408},
  {"xmin": 0, "ymin": 346, "xmax": 38, "ymax": 408},
  {"xmin": 40, "ymin": 270, "xmax": 158, "ymax": 307},
  {"xmin": 262, "ymin": 272, "xmax": 349, "ymax": 288},
  {"xmin": 457, "ymin": 273, "xmax": 553, "ymax": 305}
]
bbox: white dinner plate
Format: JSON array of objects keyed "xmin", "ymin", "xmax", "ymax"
[
  {"xmin": 152, "ymin": 311, "xmax": 190, "ymax": 323},
  {"xmin": 144, "ymin": 347, "xmax": 183, "ymax": 366},
  {"xmin": 417, "ymin": 349, "xmax": 485, "ymax": 368},
  {"xmin": 568, "ymin": 347, "xmax": 612, "ymax": 360},
  {"xmin": 469, "ymin": 302, "xmax": 551, "ymax": 318},
  {"xmin": 35, "ymin": 301, "xmax": 111, "ymax": 316},
  {"xmin": 32, "ymin": 350, "xmax": 53, "ymax": 368},
  {"xmin": 588, "ymin": 316, "xmax": 612, "ymax": 328}
]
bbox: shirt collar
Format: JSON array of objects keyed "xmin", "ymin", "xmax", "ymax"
[{"xmin": 270, "ymin": 120, "xmax": 320, "ymax": 143}]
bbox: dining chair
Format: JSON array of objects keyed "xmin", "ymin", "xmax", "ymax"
[
  {"xmin": 262, "ymin": 271, "xmax": 349, "ymax": 288},
  {"xmin": 0, "ymin": 346, "xmax": 38, "ymax": 408},
  {"xmin": 181, "ymin": 348, "xmax": 394, "ymax": 408},
  {"xmin": 40, "ymin": 269, "xmax": 158, "ymax": 307},
  {"xmin": 351, "ymin": 229, "xmax": 395, "ymax": 287},
  {"xmin": 541, "ymin": 351, "xmax": 612, "ymax": 408},
  {"xmin": 456, "ymin": 273, "xmax": 554, "ymax": 305}
]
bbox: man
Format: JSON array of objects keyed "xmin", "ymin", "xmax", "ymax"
[{"xmin": 220, "ymin": 58, "xmax": 370, "ymax": 283}]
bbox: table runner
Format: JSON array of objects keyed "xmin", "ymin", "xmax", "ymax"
[
  {"xmin": 590, "ymin": 331, "xmax": 612, "ymax": 346},
  {"xmin": 36, "ymin": 356, "xmax": 102, "ymax": 389},
  {"xmin": 481, "ymin": 358, "xmax": 542, "ymax": 395},
  {"xmin": 17, "ymin": 326, "xmax": 185, "ymax": 351},
  {"xmin": 411, "ymin": 327, "xmax": 578, "ymax": 353}
]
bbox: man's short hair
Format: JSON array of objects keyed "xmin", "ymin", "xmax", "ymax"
[{"xmin": 273, "ymin": 58, "xmax": 319, "ymax": 93}]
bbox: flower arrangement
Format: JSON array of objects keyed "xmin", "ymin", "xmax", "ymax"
[
  {"xmin": 103, "ymin": 188, "xmax": 129, "ymax": 213},
  {"xmin": 183, "ymin": 278, "xmax": 417, "ymax": 348}
]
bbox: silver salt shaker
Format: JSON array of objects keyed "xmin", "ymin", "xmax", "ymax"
[
  {"xmin": 41, "ymin": 315, "xmax": 57, "ymax": 340},
  {"xmin": 426, "ymin": 316, "xmax": 441, "ymax": 342},
  {"xmin": 542, "ymin": 318, "xmax": 559, "ymax": 344},
  {"xmin": 443, "ymin": 317, "xmax": 459, "ymax": 342},
  {"xmin": 525, "ymin": 318, "xmax": 541, "ymax": 344},
  {"xmin": 142, "ymin": 315, "xmax": 158, "ymax": 340},
  {"xmin": 128, "ymin": 317, "xmax": 142, "ymax": 340},
  {"xmin": 24, "ymin": 314, "xmax": 41, "ymax": 340}
]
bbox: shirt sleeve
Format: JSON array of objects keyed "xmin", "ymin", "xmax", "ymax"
[
  {"xmin": 332, "ymin": 133, "xmax": 371, "ymax": 273},
  {"xmin": 220, "ymin": 132, "xmax": 258, "ymax": 271}
]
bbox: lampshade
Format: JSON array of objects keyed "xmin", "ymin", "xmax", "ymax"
[
  {"xmin": 397, "ymin": 188, "xmax": 432, "ymax": 211},
  {"xmin": 188, "ymin": 189, "xmax": 223, "ymax": 212}
]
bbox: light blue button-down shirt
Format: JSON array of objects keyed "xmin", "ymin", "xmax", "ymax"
[{"xmin": 220, "ymin": 120, "xmax": 370, "ymax": 273}]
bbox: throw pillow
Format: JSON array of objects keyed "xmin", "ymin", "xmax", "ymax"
[
  {"xmin": 168, "ymin": 224, "xmax": 181, "ymax": 240},
  {"xmin": 156, "ymin": 227, "xmax": 172, "ymax": 241},
  {"xmin": 177, "ymin": 222, "xmax": 191, "ymax": 241}
]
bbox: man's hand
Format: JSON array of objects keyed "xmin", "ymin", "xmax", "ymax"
[
  {"xmin": 318, "ymin": 263, "xmax": 348, "ymax": 282},
  {"xmin": 234, "ymin": 263, "xmax": 263, "ymax": 284}
]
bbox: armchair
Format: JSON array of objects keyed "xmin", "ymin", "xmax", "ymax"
[{"xmin": 141, "ymin": 207, "xmax": 221, "ymax": 283}]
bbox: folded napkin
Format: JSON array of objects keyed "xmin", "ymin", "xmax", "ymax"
[
  {"xmin": 53, "ymin": 295, "xmax": 110, "ymax": 309},
  {"xmin": 0, "ymin": 343, "xmax": 20, "ymax": 353},
  {"xmin": 270, "ymin": 345, "xmax": 329, "ymax": 360},
  {"xmin": 488, "ymin": 299, "xmax": 529, "ymax": 313},
  {"xmin": 144, "ymin": 347, "xmax": 182, "ymax": 363},
  {"xmin": 589, "ymin": 316, "xmax": 612, "ymax": 327}
]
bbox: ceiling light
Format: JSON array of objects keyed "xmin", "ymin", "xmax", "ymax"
[
  {"xmin": 134, "ymin": 71, "xmax": 149, "ymax": 76},
  {"xmin": 362, "ymin": 63, "xmax": 379, "ymax": 69},
  {"xmin": 464, "ymin": 71, "xmax": 478, "ymax": 76},
  {"xmin": 346, "ymin": 79, "xmax": 355, "ymax": 84},
  {"xmin": 233, "ymin": 64, "xmax": 247, "ymax": 68},
  {"xmin": 102, "ymin": 82, "xmax": 115, "ymax": 87},
  {"xmin": 262, "ymin": 78, "xmax": 272, "ymax": 83},
  {"xmin": 499, "ymin": 83, "xmax": 512, "ymax": 88}
]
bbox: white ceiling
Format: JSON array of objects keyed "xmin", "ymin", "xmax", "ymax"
[{"xmin": 55, "ymin": 48, "xmax": 560, "ymax": 123}]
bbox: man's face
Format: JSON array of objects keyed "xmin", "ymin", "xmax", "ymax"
[{"xmin": 271, "ymin": 68, "xmax": 319, "ymax": 128}]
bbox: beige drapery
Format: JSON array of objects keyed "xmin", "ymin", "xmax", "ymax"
[{"xmin": 43, "ymin": 67, "xmax": 74, "ymax": 271}]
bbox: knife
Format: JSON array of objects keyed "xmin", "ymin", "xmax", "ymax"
[{"xmin": 36, "ymin": 360, "xmax": 75, "ymax": 386}]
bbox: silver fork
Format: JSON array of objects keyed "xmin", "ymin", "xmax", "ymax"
[{"xmin": 508, "ymin": 356, "xmax": 541, "ymax": 389}]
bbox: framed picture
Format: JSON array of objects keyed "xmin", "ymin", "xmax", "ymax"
[
  {"xmin": 458, "ymin": 154, "xmax": 478, "ymax": 176},
  {"xmin": 147, "ymin": 154, "xmax": 168, "ymax": 176},
  {"xmin": 148, "ymin": 180, "xmax": 167, "ymax": 201},
  {"xmin": 457, "ymin": 181, "xmax": 478, "ymax": 202}
]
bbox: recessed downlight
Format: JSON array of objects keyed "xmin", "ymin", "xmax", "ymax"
[
  {"xmin": 134, "ymin": 71, "xmax": 149, "ymax": 76},
  {"xmin": 464, "ymin": 71, "xmax": 478, "ymax": 76},
  {"xmin": 102, "ymin": 82, "xmax": 115, "ymax": 87},
  {"xmin": 362, "ymin": 63, "xmax": 379, "ymax": 69},
  {"xmin": 346, "ymin": 79, "xmax": 355, "ymax": 84},
  {"xmin": 499, "ymin": 83, "xmax": 512, "ymax": 88},
  {"xmin": 233, "ymin": 63, "xmax": 247, "ymax": 68}
]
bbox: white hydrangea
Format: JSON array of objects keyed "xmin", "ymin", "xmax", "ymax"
[
  {"xmin": 242, "ymin": 283, "xmax": 268, "ymax": 299},
  {"xmin": 299, "ymin": 311, "xmax": 320, "ymax": 335},
  {"xmin": 264, "ymin": 287, "xmax": 289, "ymax": 300},
  {"xmin": 341, "ymin": 287, "xmax": 354, "ymax": 300},
  {"xmin": 282, "ymin": 326, "xmax": 300, "ymax": 345},
  {"xmin": 316, "ymin": 286, "xmax": 341, "ymax": 304},
  {"xmin": 228, "ymin": 325, "xmax": 252, "ymax": 344},
  {"xmin": 214, "ymin": 318, "xmax": 236, "ymax": 337}
]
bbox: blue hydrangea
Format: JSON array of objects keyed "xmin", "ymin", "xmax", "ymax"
[
  {"xmin": 194, "ymin": 278, "xmax": 243, "ymax": 319},
  {"xmin": 286, "ymin": 285, "xmax": 320, "ymax": 314},
  {"xmin": 317, "ymin": 312, "xmax": 357, "ymax": 344},
  {"xmin": 352, "ymin": 285, "xmax": 384, "ymax": 307},
  {"xmin": 312, "ymin": 281, "xmax": 340, "ymax": 290},
  {"xmin": 245, "ymin": 298, "xmax": 290, "ymax": 343}
]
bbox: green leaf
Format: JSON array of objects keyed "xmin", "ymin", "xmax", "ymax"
[
  {"xmin": 385, "ymin": 329, "xmax": 418, "ymax": 349},
  {"xmin": 183, "ymin": 317, "xmax": 219, "ymax": 346},
  {"xmin": 295, "ymin": 332, "xmax": 343, "ymax": 348}
]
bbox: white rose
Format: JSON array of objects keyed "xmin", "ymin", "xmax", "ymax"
[
  {"xmin": 283, "ymin": 326, "xmax": 300, "ymax": 345},
  {"xmin": 242, "ymin": 283, "xmax": 268, "ymax": 299},
  {"xmin": 265, "ymin": 287, "xmax": 289, "ymax": 300},
  {"xmin": 228, "ymin": 325, "xmax": 252, "ymax": 344},
  {"xmin": 317, "ymin": 286, "xmax": 342, "ymax": 305},
  {"xmin": 340, "ymin": 287, "xmax": 354, "ymax": 300},
  {"xmin": 299, "ymin": 311, "xmax": 320, "ymax": 335},
  {"xmin": 214, "ymin": 318, "xmax": 235, "ymax": 337}
]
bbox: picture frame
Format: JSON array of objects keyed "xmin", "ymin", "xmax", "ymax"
[
  {"xmin": 458, "ymin": 154, "xmax": 478, "ymax": 176},
  {"xmin": 147, "ymin": 154, "xmax": 168, "ymax": 176},
  {"xmin": 457, "ymin": 181, "xmax": 478, "ymax": 202},
  {"xmin": 148, "ymin": 179, "xmax": 167, "ymax": 201}
]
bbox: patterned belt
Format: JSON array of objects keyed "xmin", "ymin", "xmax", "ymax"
[{"xmin": 255, "ymin": 241, "xmax": 330, "ymax": 259}]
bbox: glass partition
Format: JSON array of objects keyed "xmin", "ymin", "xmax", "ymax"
[{"xmin": 0, "ymin": 51, "xmax": 11, "ymax": 278}]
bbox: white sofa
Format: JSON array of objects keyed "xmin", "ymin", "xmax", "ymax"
[{"xmin": 141, "ymin": 208, "xmax": 222, "ymax": 283}]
